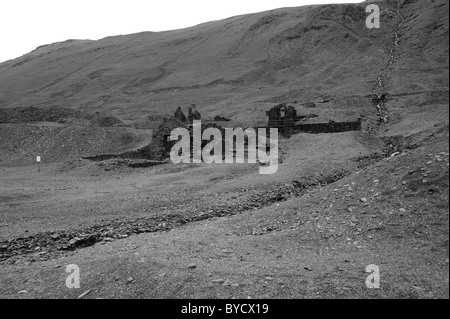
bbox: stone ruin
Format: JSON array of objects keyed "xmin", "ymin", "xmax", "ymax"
[
  {"xmin": 173, "ymin": 104, "xmax": 230, "ymax": 125},
  {"xmin": 172, "ymin": 104, "xmax": 202, "ymax": 125},
  {"xmin": 146, "ymin": 105, "xmax": 229, "ymax": 159},
  {"xmin": 187, "ymin": 104, "xmax": 202, "ymax": 125},
  {"xmin": 146, "ymin": 102, "xmax": 362, "ymax": 161},
  {"xmin": 293, "ymin": 119, "xmax": 362, "ymax": 134},
  {"xmin": 143, "ymin": 117, "xmax": 187, "ymax": 160},
  {"xmin": 174, "ymin": 107, "xmax": 187, "ymax": 123},
  {"xmin": 157, "ymin": 120, "xmax": 227, "ymax": 160},
  {"xmin": 266, "ymin": 102, "xmax": 362, "ymax": 135},
  {"xmin": 266, "ymin": 103, "xmax": 298, "ymax": 128}
]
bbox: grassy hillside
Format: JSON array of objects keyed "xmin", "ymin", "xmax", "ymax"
[{"xmin": 0, "ymin": 0, "xmax": 447, "ymax": 126}]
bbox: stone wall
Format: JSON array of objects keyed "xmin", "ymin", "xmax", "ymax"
[{"xmin": 292, "ymin": 119, "xmax": 362, "ymax": 134}]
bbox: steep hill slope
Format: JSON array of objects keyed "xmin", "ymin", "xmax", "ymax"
[{"xmin": 0, "ymin": 0, "xmax": 447, "ymax": 125}]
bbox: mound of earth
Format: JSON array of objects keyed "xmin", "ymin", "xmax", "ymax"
[{"xmin": 0, "ymin": 123, "xmax": 152, "ymax": 166}]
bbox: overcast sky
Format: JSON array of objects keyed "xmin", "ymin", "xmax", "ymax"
[{"xmin": 0, "ymin": 0, "xmax": 363, "ymax": 63}]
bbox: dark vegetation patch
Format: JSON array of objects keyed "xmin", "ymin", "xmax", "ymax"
[{"xmin": 0, "ymin": 106, "xmax": 92, "ymax": 124}]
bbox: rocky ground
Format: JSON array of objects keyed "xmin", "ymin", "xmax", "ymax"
[{"xmin": 0, "ymin": 127, "xmax": 448, "ymax": 299}]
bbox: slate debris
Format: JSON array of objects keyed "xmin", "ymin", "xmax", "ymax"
[{"xmin": 0, "ymin": 171, "xmax": 350, "ymax": 263}]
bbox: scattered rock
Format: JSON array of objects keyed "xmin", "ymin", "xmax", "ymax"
[
  {"xmin": 212, "ymin": 279, "xmax": 225, "ymax": 284},
  {"xmin": 77, "ymin": 289, "xmax": 92, "ymax": 299}
]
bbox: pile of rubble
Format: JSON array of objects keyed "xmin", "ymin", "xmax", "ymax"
[{"xmin": 143, "ymin": 117, "xmax": 187, "ymax": 160}]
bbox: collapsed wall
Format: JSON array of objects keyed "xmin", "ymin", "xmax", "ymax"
[
  {"xmin": 265, "ymin": 102, "xmax": 362, "ymax": 135},
  {"xmin": 144, "ymin": 117, "xmax": 188, "ymax": 160},
  {"xmin": 293, "ymin": 119, "xmax": 362, "ymax": 134},
  {"xmin": 161, "ymin": 122, "xmax": 226, "ymax": 159}
]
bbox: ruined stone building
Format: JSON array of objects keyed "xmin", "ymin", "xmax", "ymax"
[
  {"xmin": 187, "ymin": 104, "xmax": 202, "ymax": 125},
  {"xmin": 174, "ymin": 107, "xmax": 187, "ymax": 123},
  {"xmin": 266, "ymin": 103, "xmax": 298, "ymax": 128}
]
